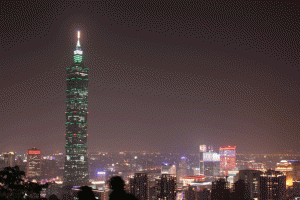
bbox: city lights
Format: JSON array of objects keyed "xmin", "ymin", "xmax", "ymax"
[{"xmin": 1, "ymin": 2, "xmax": 299, "ymax": 200}]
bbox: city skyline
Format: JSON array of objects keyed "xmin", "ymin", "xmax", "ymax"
[{"xmin": 1, "ymin": 1, "xmax": 299, "ymax": 155}]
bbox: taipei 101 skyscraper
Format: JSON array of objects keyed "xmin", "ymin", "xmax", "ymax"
[{"xmin": 63, "ymin": 31, "xmax": 89, "ymax": 186}]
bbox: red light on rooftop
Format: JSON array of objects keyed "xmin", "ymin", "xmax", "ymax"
[{"xmin": 28, "ymin": 150, "xmax": 41, "ymax": 155}]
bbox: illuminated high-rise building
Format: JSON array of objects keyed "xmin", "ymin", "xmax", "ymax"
[
  {"xmin": 238, "ymin": 169, "xmax": 263, "ymax": 199},
  {"xmin": 199, "ymin": 145, "xmax": 220, "ymax": 180},
  {"xmin": 203, "ymin": 152, "xmax": 220, "ymax": 181},
  {"xmin": 275, "ymin": 160, "xmax": 292, "ymax": 175},
  {"xmin": 199, "ymin": 145, "xmax": 207, "ymax": 175},
  {"xmin": 156, "ymin": 174, "xmax": 176, "ymax": 200},
  {"xmin": 26, "ymin": 147, "xmax": 41, "ymax": 179},
  {"xmin": 177, "ymin": 157, "xmax": 188, "ymax": 188},
  {"xmin": 130, "ymin": 173, "xmax": 149, "ymax": 200},
  {"xmin": 259, "ymin": 170, "xmax": 286, "ymax": 200},
  {"xmin": 63, "ymin": 31, "xmax": 89, "ymax": 186},
  {"xmin": 290, "ymin": 160, "xmax": 300, "ymax": 181},
  {"xmin": 3, "ymin": 152, "xmax": 15, "ymax": 167},
  {"xmin": 219, "ymin": 146, "xmax": 236, "ymax": 174}
]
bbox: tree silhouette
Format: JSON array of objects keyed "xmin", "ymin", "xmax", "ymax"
[
  {"xmin": 0, "ymin": 166, "xmax": 48, "ymax": 200},
  {"xmin": 0, "ymin": 166, "xmax": 26, "ymax": 200},
  {"xmin": 25, "ymin": 182, "xmax": 43, "ymax": 199}
]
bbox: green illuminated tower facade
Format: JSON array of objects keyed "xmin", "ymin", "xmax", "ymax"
[{"xmin": 63, "ymin": 31, "xmax": 89, "ymax": 186}]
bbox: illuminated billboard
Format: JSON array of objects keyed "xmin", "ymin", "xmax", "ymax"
[
  {"xmin": 27, "ymin": 150, "xmax": 41, "ymax": 155},
  {"xmin": 203, "ymin": 152, "xmax": 220, "ymax": 162}
]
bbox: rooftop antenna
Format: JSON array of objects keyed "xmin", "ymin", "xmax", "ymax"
[{"xmin": 77, "ymin": 31, "xmax": 81, "ymax": 47}]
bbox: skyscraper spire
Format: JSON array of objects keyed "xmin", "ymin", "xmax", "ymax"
[
  {"xmin": 74, "ymin": 31, "xmax": 83, "ymax": 63},
  {"xmin": 76, "ymin": 31, "xmax": 81, "ymax": 47}
]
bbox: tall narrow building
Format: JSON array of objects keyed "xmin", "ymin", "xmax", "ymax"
[
  {"xmin": 130, "ymin": 173, "xmax": 149, "ymax": 200},
  {"xmin": 27, "ymin": 147, "xmax": 41, "ymax": 180},
  {"xmin": 199, "ymin": 145, "xmax": 207, "ymax": 175},
  {"xmin": 3, "ymin": 152, "xmax": 15, "ymax": 167},
  {"xmin": 156, "ymin": 174, "xmax": 176, "ymax": 200},
  {"xmin": 63, "ymin": 31, "xmax": 89, "ymax": 186}
]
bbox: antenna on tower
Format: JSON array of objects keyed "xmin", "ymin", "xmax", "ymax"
[{"xmin": 76, "ymin": 31, "xmax": 81, "ymax": 47}]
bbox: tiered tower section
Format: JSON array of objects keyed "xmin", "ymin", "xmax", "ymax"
[{"xmin": 63, "ymin": 31, "xmax": 89, "ymax": 186}]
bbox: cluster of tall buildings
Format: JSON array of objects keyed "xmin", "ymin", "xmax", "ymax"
[
  {"xmin": 2, "ymin": 144, "xmax": 300, "ymax": 199},
  {"xmin": 0, "ymin": 148, "xmax": 42, "ymax": 181},
  {"xmin": 128, "ymin": 172, "xmax": 176, "ymax": 200},
  {"xmin": 198, "ymin": 145, "xmax": 237, "ymax": 182},
  {"xmin": 207, "ymin": 169, "xmax": 288, "ymax": 200},
  {"xmin": 2, "ymin": 31, "xmax": 300, "ymax": 200},
  {"xmin": 0, "ymin": 32, "xmax": 239, "ymax": 193}
]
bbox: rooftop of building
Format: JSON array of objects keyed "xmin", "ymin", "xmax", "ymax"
[
  {"xmin": 261, "ymin": 169, "xmax": 285, "ymax": 177},
  {"xmin": 182, "ymin": 175, "xmax": 206, "ymax": 179}
]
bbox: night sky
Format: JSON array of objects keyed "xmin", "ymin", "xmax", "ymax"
[{"xmin": 1, "ymin": 1, "xmax": 299, "ymax": 155}]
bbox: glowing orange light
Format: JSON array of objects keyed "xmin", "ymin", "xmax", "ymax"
[
  {"xmin": 78, "ymin": 31, "xmax": 80, "ymax": 39},
  {"xmin": 286, "ymin": 176, "xmax": 293, "ymax": 187}
]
